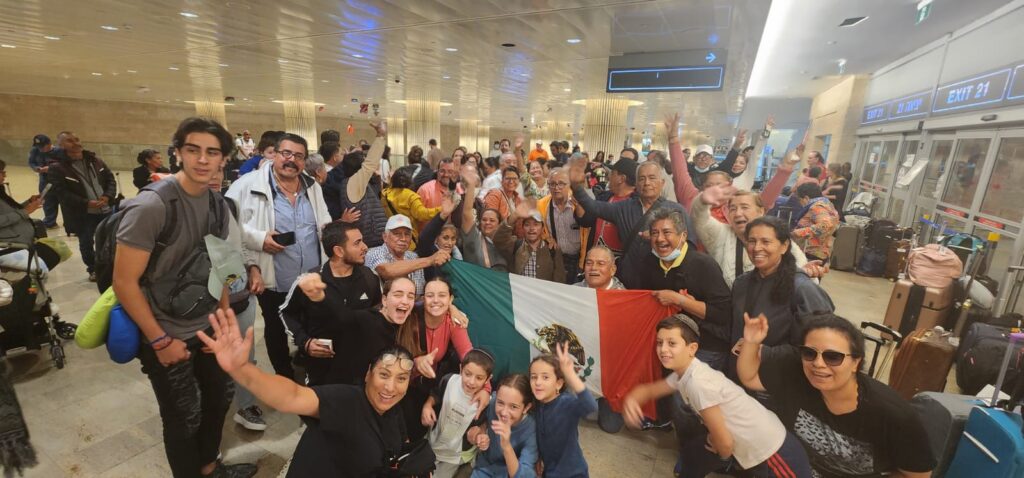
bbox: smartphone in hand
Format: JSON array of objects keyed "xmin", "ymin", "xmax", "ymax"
[{"xmin": 272, "ymin": 231, "xmax": 296, "ymax": 246}]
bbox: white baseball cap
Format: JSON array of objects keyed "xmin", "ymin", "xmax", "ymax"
[
  {"xmin": 694, "ymin": 144, "xmax": 714, "ymax": 157},
  {"xmin": 524, "ymin": 211, "xmax": 543, "ymax": 223},
  {"xmin": 385, "ymin": 214, "xmax": 413, "ymax": 231}
]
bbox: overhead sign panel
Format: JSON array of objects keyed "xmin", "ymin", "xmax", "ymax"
[
  {"xmin": 606, "ymin": 66, "xmax": 724, "ymax": 92},
  {"xmin": 889, "ymin": 90, "xmax": 932, "ymax": 120},
  {"xmin": 932, "ymin": 68, "xmax": 1011, "ymax": 113},
  {"xmin": 1007, "ymin": 64, "xmax": 1024, "ymax": 101},
  {"xmin": 861, "ymin": 102, "xmax": 890, "ymax": 124}
]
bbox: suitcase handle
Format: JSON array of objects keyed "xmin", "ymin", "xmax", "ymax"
[
  {"xmin": 860, "ymin": 322, "xmax": 904, "ymax": 344},
  {"xmin": 860, "ymin": 322, "xmax": 903, "ymax": 379}
]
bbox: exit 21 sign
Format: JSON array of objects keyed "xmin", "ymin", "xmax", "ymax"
[{"xmin": 932, "ymin": 69, "xmax": 1011, "ymax": 113}]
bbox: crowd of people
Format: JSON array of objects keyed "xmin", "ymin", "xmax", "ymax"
[{"xmin": 6, "ymin": 112, "xmax": 932, "ymax": 478}]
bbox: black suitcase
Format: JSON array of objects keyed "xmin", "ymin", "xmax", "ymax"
[
  {"xmin": 956, "ymin": 322, "xmax": 1024, "ymax": 395},
  {"xmin": 831, "ymin": 223, "xmax": 863, "ymax": 271},
  {"xmin": 910, "ymin": 392, "xmax": 984, "ymax": 478}
]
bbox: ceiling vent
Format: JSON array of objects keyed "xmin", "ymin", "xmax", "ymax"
[{"xmin": 839, "ymin": 16, "xmax": 868, "ymax": 27}]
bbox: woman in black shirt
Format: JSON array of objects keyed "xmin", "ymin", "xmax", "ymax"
[
  {"xmin": 132, "ymin": 149, "xmax": 170, "ymax": 191},
  {"xmin": 199, "ymin": 309, "xmax": 434, "ymax": 477},
  {"xmin": 736, "ymin": 313, "xmax": 935, "ymax": 477}
]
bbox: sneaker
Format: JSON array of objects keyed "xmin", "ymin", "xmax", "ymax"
[
  {"xmin": 204, "ymin": 462, "xmax": 257, "ymax": 478},
  {"xmin": 45, "ymin": 223, "xmax": 59, "ymax": 230},
  {"xmin": 597, "ymin": 398, "xmax": 624, "ymax": 434},
  {"xmin": 55, "ymin": 321, "xmax": 77, "ymax": 340},
  {"xmin": 87, "ymin": 272, "xmax": 97, "ymax": 282},
  {"xmin": 233, "ymin": 406, "xmax": 267, "ymax": 431}
]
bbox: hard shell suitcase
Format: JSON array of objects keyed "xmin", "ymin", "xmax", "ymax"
[
  {"xmin": 909, "ymin": 392, "xmax": 984, "ymax": 478},
  {"xmin": 883, "ymin": 279, "xmax": 954, "ymax": 337},
  {"xmin": 888, "ymin": 328, "xmax": 956, "ymax": 400},
  {"xmin": 883, "ymin": 239, "xmax": 912, "ymax": 280},
  {"xmin": 831, "ymin": 223, "xmax": 862, "ymax": 271}
]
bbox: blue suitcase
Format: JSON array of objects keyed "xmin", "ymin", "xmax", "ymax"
[{"xmin": 944, "ymin": 407, "xmax": 1024, "ymax": 477}]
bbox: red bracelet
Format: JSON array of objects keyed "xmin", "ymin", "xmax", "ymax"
[{"xmin": 152, "ymin": 336, "xmax": 173, "ymax": 351}]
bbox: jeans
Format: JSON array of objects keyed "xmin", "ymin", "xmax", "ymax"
[
  {"xmin": 562, "ymin": 253, "xmax": 580, "ymax": 284},
  {"xmin": 232, "ymin": 296, "xmax": 258, "ymax": 410},
  {"xmin": 78, "ymin": 212, "xmax": 108, "ymax": 273},
  {"xmin": 256, "ymin": 290, "xmax": 295, "ymax": 381},
  {"xmin": 139, "ymin": 334, "xmax": 235, "ymax": 478},
  {"xmin": 37, "ymin": 174, "xmax": 59, "ymax": 227}
]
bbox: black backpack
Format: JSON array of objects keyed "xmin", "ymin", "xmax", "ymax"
[{"xmin": 93, "ymin": 181, "xmax": 226, "ymax": 320}]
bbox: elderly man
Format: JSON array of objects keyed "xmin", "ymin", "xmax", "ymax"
[
  {"xmin": 585, "ymin": 157, "xmax": 636, "ymax": 259},
  {"xmin": 494, "ymin": 203, "xmax": 564, "ymax": 283},
  {"xmin": 528, "ymin": 141, "xmax": 549, "ymax": 163},
  {"xmin": 573, "ymin": 246, "xmax": 624, "ymax": 290},
  {"xmin": 416, "ymin": 156, "xmax": 459, "ymax": 209},
  {"xmin": 226, "ymin": 132, "xmax": 331, "ymax": 382},
  {"xmin": 236, "ymin": 130, "xmax": 256, "ymax": 157},
  {"xmin": 365, "ymin": 214, "xmax": 450, "ymax": 295},
  {"xmin": 537, "ymin": 168, "xmax": 584, "ymax": 283},
  {"xmin": 571, "ymin": 158, "xmax": 695, "ymax": 289},
  {"xmin": 47, "ymin": 131, "xmax": 117, "ymax": 282}
]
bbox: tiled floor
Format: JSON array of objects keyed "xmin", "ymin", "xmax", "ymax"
[{"xmin": 4, "ymin": 166, "xmax": 898, "ymax": 477}]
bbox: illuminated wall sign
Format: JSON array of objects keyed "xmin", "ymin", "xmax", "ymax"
[
  {"xmin": 932, "ymin": 68, "xmax": 1012, "ymax": 113},
  {"xmin": 976, "ymin": 216, "xmax": 1006, "ymax": 230},
  {"xmin": 861, "ymin": 102, "xmax": 890, "ymax": 124},
  {"xmin": 1007, "ymin": 64, "xmax": 1024, "ymax": 101},
  {"xmin": 889, "ymin": 90, "xmax": 932, "ymax": 120},
  {"xmin": 606, "ymin": 66, "xmax": 724, "ymax": 92}
]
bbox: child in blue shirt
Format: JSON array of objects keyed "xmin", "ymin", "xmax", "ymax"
[
  {"xmin": 472, "ymin": 374, "xmax": 538, "ymax": 478},
  {"xmin": 530, "ymin": 343, "xmax": 599, "ymax": 477}
]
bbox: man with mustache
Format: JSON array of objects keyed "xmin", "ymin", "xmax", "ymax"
[
  {"xmin": 365, "ymin": 214, "xmax": 451, "ymax": 296},
  {"xmin": 226, "ymin": 132, "xmax": 331, "ymax": 383}
]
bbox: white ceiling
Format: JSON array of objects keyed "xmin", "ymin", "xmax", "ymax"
[
  {"xmin": 748, "ymin": 0, "xmax": 1012, "ymax": 98},
  {"xmin": 0, "ymin": 0, "xmax": 768, "ymax": 142}
]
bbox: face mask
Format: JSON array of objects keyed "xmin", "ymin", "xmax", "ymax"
[
  {"xmin": 652, "ymin": 247, "xmax": 682, "ymax": 262},
  {"xmin": 694, "ymin": 164, "xmax": 711, "ymax": 173}
]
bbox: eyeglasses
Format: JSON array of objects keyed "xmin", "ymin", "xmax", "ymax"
[
  {"xmin": 549, "ymin": 181, "xmax": 569, "ymax": 188},
  {"xmin": 797, "ymin": 345, "xmax": 853, "ymax": 367},
  {"xmin": 379, "ymin": 353, "xmax": 414, "ymax": 371},
  {"xmin": 278, "ymin": 149, "xmax": 306, "ymax": 161}
]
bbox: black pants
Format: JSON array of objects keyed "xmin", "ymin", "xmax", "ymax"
[
  {"xmin": 78, "ymin": 212, "xmax": 108, "ymax": 273},
  {"xmin": 139, "ymin": 335, "xmax": 235, "ymax": 478},
  {"xmin": 257, "ymin": 290, "xmax": 296, "ymax": 381},
  {"xmin": 37, "ymin": 174, "xmax": 59, "ymax": 227}
]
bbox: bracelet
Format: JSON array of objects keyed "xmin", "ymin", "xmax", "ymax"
[
  {"xmin": 148, "ymin": 334, "xmax": 169, "ymax": 346},
  {"xmin": 152, "ymin": 336, "xmax": 173, "ymax": 351}
]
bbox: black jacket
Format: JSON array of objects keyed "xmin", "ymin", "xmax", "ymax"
[
  {"xmin": 47, "ymin": 150, "xmax": 116, "ymax": 233},
  {"xmin": 132, "ymin": 165, "xmax": 170, "ymax": 191}
]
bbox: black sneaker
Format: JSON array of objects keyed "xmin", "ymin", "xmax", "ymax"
[
  {"xmin": 233, "ymin": 405, "xmax": 267, "ymax": 431},
  {"xmin": 204, "ymin": 462, "xmax": 257, "ymax": 478},
  {"xmin": 597, "ymin": 397, "xmax": 625, "ymax": 434},
  {"xmin": 87, "ymin": 272, "xmax": 97, "ymax": 282},
  {"xmin": 55, "ymin": 321, "xmax": 77, "ymax": 340}
]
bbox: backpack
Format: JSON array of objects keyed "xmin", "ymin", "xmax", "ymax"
[{"xmin": 93, "ymin": 180, "xmax": 226, "ymax": 320}]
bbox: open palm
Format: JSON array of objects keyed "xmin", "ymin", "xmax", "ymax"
[{"xmin": 196, "ymin": 308, "xmax": 254, "ymax": 374}]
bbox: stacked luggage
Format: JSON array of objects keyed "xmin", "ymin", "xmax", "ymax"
[{"xmin": 855, "ymin": 219, "xmax": 913, "ymax": 277}]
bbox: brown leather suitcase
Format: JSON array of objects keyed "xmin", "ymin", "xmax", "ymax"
[
  {"xmin": 888, "ymin": 328, "xmax": 956, "ymax": 400},
  {"xmin": 884, "ymin": 239, "xmax": 912, "ymax": 280},
  {"xmin": 883, "ymin": 279, "xmax": 954, "ymax": 337}
]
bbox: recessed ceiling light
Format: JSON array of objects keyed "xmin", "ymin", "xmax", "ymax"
[
  {"xmin": 566, "ymin": 38, "xmax": 581, "ymax": 44},
  {"xmin": 826, "ymin": 40, "xmax": 837, "ymax": 45},
  {"xmin": 168, "ymin": 66, "xmax": 179, "ymax": 71},
  {"xmin": 376, "ymin": 78, "xmax": 385, "ymax": 81},
  {"xmin": 445, "ymin": 47, "xmax": 458, "ymax": 52},
  {"xmin": 278, "ymin": 59, "xmax": 289, "ymax": 63},
  {"xmin": 126, "ymin": 69, "xmax": 137, "ymax": 73},
  {"xmin": 0, "ymin": 44, "xmax": 15, "ymax": 48},
  {"xmin": 838, "ymin": 16, "xmax": 867, "ymax": 27},
  {"xmin": 91, "ymin": 72, "xmax": 103, "ymax": 76},
  {"xmin": 352, "ymin": 54, "xmax": 363, "ymax": 58},
  {"xmin": 501, "ymin": 43, "xmax": 516, "ymax": 48},
  {"xmin": 442, "ymin": 75, "xmax": 451, "ymax": 79},
  {"xmin": 321, "ymin": 79, "xmax": 329, "ymax": 83},
  {"xmin": 100, "ymin": 25, "xmax": 118, "ymax": 31},
  {"xmin": 218, "ymin": 63, "xmax": 229, "ymax": 67},
  {"xmin": 44, "ymin": 35, "xmax": 61, "ymax": 41},
  {"xmin": 179, "ymin": 12, "xmax": 198, "ymax": 18},
  {"xmin": 564, "ymin": 88, "xmax": 571, "ymax": 92},
  {"xmin": 520, "ymin": 73, "xmax": 528, "ymax": 77}
]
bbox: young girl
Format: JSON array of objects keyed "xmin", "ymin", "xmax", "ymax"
[
  {"xmin": 471, "ymin": 374, "xmax": 538, "ymax": 478},
  {"xmin": 422, "ymin": 349, "xmax": 495, "ymax": 478},
  {"xmin": 623, "ymin": 314, "xmax": 812, "ymax": 478},
  {"xmin": 529, "ymin": 343, "xmax": 598, "ymax": 477}
]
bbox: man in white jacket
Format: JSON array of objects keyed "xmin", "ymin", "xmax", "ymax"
[{"xmin": 225, "ymin": 132, "xmax": 331, "ymax": 382}]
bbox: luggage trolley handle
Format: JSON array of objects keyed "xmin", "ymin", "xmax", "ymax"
[{"xmin": 860, "ymin": 322, "xmax": 903, "ymax": 379}]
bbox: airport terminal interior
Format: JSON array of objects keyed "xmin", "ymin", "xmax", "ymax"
[{"xmin": 3, "ymin": 0, "xmax": 1024, "ymax": 477}]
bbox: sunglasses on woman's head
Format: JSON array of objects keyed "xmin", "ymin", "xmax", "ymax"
[
  {"xmin": 797, "ymin": 345, "xmax": 852, "ymax": 367},
  {"xmin": 380, "ymin": 353, "xmax": 414, "ymax": 371}
]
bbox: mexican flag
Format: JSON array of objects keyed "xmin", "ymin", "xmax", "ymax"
[{"xmin": 441, "ymin": 261, "xmax": 676, "ymax": 414}]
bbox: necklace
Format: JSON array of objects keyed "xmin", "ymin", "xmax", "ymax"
[{"xmin": 273, "ymin": 172, "xmax": 300, "ymax": 197}]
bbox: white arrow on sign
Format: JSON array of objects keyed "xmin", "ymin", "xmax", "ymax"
[{"xmin": 705, "ymin": 52, "xmax": 716, "ymax": 63}]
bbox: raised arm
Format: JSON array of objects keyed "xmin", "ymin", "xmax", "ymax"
[
  {"xmin": 666, "ymin": 113, "xmax": 700, "ymax": 209},
  {"xmin": 737, "ymin": 313, "xmax": 768, "ymax": 392},
  {"xmin": 348, "ymin": 121, "xmax": 387, "ymax": 203},
  {"xmin": 460, "ymin": 165, "xmax": 479, "ymax": 234},
  {"xmin": 716, "ymin": 129, "xmax": 746, "ymax": 175},
  {"xmin": 691, "ymin": 186, "xmax": 734, "ymax": 253},
  {"xmin": 734, "ymin": 118, "xmax": 772, "ymax": 191}
]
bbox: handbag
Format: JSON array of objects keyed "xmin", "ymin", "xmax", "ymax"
[
  {"xmin": 380, "ymin": 438, "xmax": 436, "ymax": 478},
  {"xmin": 75, "ymin": 287, "xmax": 117, "ymax": 349}
]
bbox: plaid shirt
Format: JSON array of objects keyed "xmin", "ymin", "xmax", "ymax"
[
  {"xmin": 523, "ymin": 249, "xmax": 538, "ymax": 278},
  {"xmin": 792, "ymin": 199, "xmax": 840, "ymax": 260}
]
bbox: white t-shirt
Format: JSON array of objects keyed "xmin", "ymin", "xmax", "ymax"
[{"xmin": 666, "ymin": 359, "xmax": 786, "ymax": 469}]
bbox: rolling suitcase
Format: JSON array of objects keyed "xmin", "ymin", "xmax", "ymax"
[
  {"xmin": 884, "ymin": 239, "xmax": 912, "ymax": 280},
  {"xmin": 883, "ymin": 279, "xmax": 954, "ymax": 337},
  {"xmin": 888, "ymin": 328, "xmax": 956, "ymax": 400},
  {"xmin": 831, "ymin": 223, "xmax": 862, "ymax": 271},
  {"xmin": 955, "ymin": 322, "xmax": 1024, "ymax": 395},
  {"xmin": 945, "ymin": 332, "xmax": 1024, "ymax": 478},
  {"xmin": 910, "ymin": 392, "xmax": 984, "ymax": 478}
]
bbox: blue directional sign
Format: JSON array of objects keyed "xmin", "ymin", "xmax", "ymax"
[
  {"xmin": 861, "ymin": 102, "xmax": 890, "ymax": 124},
  {"xmin": 705, "ymin": 52, "xmax": 717, "ymax": 63},
  {"xmin": 606, "ymin": 66, "xmax": 724, "ymax": 92},
  {"xmin": 889, "ymin": 90, "xmax": 932, "ymax": 120},
  {"xmin": 932, "ymin": 68, "xmax": 1012, "ymax": 113}
]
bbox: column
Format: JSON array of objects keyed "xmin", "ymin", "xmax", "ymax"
[
  {"xmin": 458, "ymin": 120, "xmax": 479, "ymax": 153},
  {"xmin": 580, "ymin": 99, "xmax": 634, "ymax": 157},
  {"xmin": 386, "ymin": 117, "xmax": 407, "ymax": 166},
  {"xmin": 282, "ymin": 100, "xmax": 318, "ymax": 152},
  {"xmin": 476, "ymin": 124, "xmax": 490, "ymax": 154},
  {"xmin": 404, "ymin": 100, "xmax": 441, "ymax": 155},
  {"xmin": 192, "ymin": 100, "xmax": 227, "ymax": 128}
]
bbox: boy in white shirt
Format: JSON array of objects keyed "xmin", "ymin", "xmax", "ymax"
[
  {"xmin": 421, "ymin": 349, "xmax": 494, "ymax": 478},
  {"xmin": 623, "ymin": 314, "xmax": 811, "ymax": 478}
]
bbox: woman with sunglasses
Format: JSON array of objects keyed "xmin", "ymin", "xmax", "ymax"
[
  {"xmin": 736, "ymin": 313, "xmax": 936, "ymax": 477},
  {"xmin": 727, "ymin": 216, "xmax": 834, "ymax": 376},
  {"xmin": 197, "ymin": 307, "xmax": 429, "ymax": 477}
]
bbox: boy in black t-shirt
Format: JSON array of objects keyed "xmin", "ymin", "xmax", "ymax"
[{"xmin": 280, "ymin": 222, "xmax": 382, "ymax": 385}]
